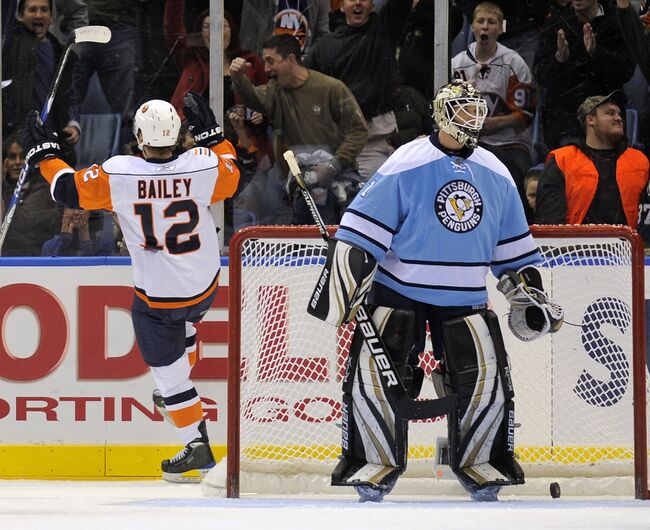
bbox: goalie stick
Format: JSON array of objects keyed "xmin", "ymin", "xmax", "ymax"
[
  {"xmin": 283, "ymin": 150, "xmax": 456, "ymax": 421},
  {"xmin": 0, "ymin": 25, "xmax": 112, "ymax": 251}
]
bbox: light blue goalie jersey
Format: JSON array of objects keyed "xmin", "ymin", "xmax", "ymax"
[{"xmin": 336, "ymin": 135, "xmax": 541, "ymax": 307}]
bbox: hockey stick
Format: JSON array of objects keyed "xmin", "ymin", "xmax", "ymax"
[
  {"xmin": 0, "ymin": 25, "xmax": 112, "ymax": 252},
  {"xmin": 283, "ymin": 150, "xmax": 455, "ymax": 420}
]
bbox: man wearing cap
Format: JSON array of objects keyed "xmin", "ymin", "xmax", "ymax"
[{"xmin": 535, "ymin": 90, "xmax": 649, "ymax": 226}]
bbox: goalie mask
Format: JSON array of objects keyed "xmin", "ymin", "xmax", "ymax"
[
  {"xmin": 133, "ymin": 100, "xmax": 181, "ymax": 150},
  {"xmin": 432, "ymin": 80, "xmax": 488, "ymax": 148}
]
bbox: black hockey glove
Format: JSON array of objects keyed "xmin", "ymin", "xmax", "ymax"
[
  {"xmin": 21, "ymin": 111, "xmax": 62, "ymax": 167},
  {"xmin": 183, "ymin": 91, "xmax": 225, "ymax": 147}
]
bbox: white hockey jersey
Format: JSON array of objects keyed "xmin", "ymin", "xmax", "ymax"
[
  {"xmin": 40, "ymin": 144, "xmax": 239, "ymax": 308},
  {"xmin": 451, "ymin": 42, "xmax": 535, "ymax": 149}
]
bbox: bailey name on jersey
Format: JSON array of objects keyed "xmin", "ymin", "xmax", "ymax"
[{"xmin": 138, "ymin": 177, "xmax": 192, "ymax": 199}]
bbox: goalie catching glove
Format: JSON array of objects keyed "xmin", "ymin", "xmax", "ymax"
[
  {"xmin": 307, "ymin": 238, "xmax": 377, "ymax": 327},
  {"xmin": 21, "ymin": 111, "xmax": 62, "ymax": 167},
  {"xmin": 497, "ymin": 266, "xmax": 564, "ymax": 342},
  {"xmin": 183, "ymin": 91, "xmax": 224, "ymax": 147}
]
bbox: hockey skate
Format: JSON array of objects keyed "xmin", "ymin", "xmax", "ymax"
[
  {"xmin": 462, "ymin": 483, "xmax": 501, "ymax": 502},
  {"xmin": 355, "ymin": 479, "xmax": 397, "ymax": 503},
  {"xmin": 161, "ymin": 421, "xmax": 215, "ymax": 483}
]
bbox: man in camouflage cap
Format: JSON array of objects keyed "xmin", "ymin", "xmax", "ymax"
[
  {"xmin": 576, "ymin": 90, "xmax": 628, "ymax": 132},
  {"xmin": 535, "ymin": 89, "xmax": 648, "ymax": 227}
]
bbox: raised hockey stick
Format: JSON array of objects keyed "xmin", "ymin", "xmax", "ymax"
[
  {"xmin": 283, "ymin": 150, "xmax": 455, "ymax": 420},
  {"xmin": 0, "ymin": 25, "xmax": 112, "ymax": 251}
]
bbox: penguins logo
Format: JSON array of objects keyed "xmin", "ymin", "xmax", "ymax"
[{"xmin": 435, "ymin": 180, "xmax": 483, "ymax": 232}]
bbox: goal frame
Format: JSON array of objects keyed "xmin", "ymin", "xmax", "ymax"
[{"xmin": 225, "ymin": 224, "xmax": 648, "ymax": 499}]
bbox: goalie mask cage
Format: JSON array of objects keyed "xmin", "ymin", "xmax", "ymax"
[{"xmin": 207, "ymin": 224, "xmax": 649, "ymax": 499}]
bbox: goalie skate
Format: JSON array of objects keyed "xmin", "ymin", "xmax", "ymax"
[
  {"xmin": 161, "ymin": 421, "xmax": 215, "ymax": 483},
  {"xmin": 355, "ymin": 479, "xmax": 397, "ymax": 503},
  {"xmin": 463, "ymin": 483, "xmax": 501, "ymax": 502}
]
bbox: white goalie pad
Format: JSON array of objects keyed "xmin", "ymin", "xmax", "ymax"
[
  {"xmin": 351, "ymin": 307, "xmax": 400, "ymax": 468},
  {"xmin": 331, "ymin": 306, "xmax": 413, "ymax": 491},
  {"xmin": 456, "ymin": 314, "xmax": 505, "ymax": 469},
  {"xmin": 441, "ymin": 311, "xmax": 524, "ymax": 490}
]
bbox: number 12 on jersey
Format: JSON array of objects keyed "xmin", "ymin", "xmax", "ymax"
[{"xmin": 134, "ymin": 199, "xmax": 200, "ymax": 254}]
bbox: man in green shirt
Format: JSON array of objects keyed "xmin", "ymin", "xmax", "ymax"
[{"xmin": 230, "ymin": 34, "xmax": 369, "ymax": 224}]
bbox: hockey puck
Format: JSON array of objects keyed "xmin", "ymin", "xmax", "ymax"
[{"xmin": 550, "ymin": 482, "xmax": 561, "ymax": 499}]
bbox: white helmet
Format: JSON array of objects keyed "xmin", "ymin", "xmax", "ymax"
[
  {"xmin": 133, "ymin": 100, "xmax": 181, "ymax": 150},
  {"xmin": 432, "ymin": 80, "xmax": 487, "ymax": 148}
]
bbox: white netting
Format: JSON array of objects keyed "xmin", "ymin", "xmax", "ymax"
[{"xmin": 208, "ymin": 228, "xmax": 649, "ymax": 497}]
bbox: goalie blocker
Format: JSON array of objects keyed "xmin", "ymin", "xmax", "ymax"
[{"xmin": 308, "ymin": 237, "xmax": 377, "ymax": 327}]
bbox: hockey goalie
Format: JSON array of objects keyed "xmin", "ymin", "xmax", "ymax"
[{"xmin": 306, "ymin": 80, "xmax": 564, "ymax": 502}]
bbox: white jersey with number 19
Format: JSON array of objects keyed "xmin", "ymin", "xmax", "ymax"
[{"xmin": 39, "ymin": 143, "xmax": 240, "ymax": 309}]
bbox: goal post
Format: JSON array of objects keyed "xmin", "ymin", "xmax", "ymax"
[{"xmin": 212, "ymin": 224, "xmax": 649, "ymax": 499}]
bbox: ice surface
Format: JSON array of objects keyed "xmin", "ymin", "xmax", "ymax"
[{"xmin": 1, "ymin": 480, "xmax": 649, "ymax": 530}]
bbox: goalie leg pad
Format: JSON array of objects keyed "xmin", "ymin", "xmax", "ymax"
[
  {"xmin": 332, "ymin": 306, "xmax": 416, "ymax": 494},
  {"xmin": 441, "ymin": 310, "xmax": 524, "ymax": 493}
]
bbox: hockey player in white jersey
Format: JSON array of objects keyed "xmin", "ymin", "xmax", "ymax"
[
  {"xmin": 307, "ymin": 80, "xmax": 563, "ymax": 501},
  {"xmin": 21, "ymin": 92, "xmax": 240, "ymax": 482}
]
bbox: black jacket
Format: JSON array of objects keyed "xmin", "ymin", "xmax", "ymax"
[
  {"xmin": 2, "ymin": 172, "xmax": 63, "ymax": 257},
  {"xmin": 2, "ymin": 24, "xmax": 79, "ymax": 137},
  {"xmin": 533, "ymin": 4, "xmax": 634, "ymax": 113},
  {"xmin": 304, "ymin": 0, "xmax": 411, "ymax": 120}
]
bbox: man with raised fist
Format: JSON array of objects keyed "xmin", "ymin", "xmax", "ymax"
[{"xmin": 230, "ymin": 33, "xmax": 368, "ymax": 225}]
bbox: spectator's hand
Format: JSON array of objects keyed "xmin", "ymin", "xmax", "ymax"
[
  {"xmin": 61, "ymin": 208, "xmax": 89, "ymax": 237},
  {"xmin": 228, "ymin": 109, "xmax": 246, "ymax": 130},
  {"xmin": 556, "ymin": 29, "xmax": 569, "ymax": 63},
  {"xmin": 183, "ymin": 91, "xmax": 225, "ymax": 147},
  {"xmin": 583, "ymin": 23, "xmax": 596, "ymax": 55},
  {"xmin": 71, "ymin": 210, "xmax": 91, "ymax": 240},
  {"xmin": 61, "ymin": 209, "xmax": 75, "ymax": 233},
  {"xmin": 229, "ymin": 57, "xmax": 251, "ymax": 81},
  {"xmin": 63, "ymin": 125, "xmax": 80, "ymax": 145},
  {"xmin": 250, "ymin": 111, "xmax": 264, "ymax": 125},
  {"xmin": 21, "ymin": 111, "xmax": 62, "ymax": 167}
]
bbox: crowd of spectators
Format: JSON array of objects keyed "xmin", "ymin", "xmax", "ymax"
[{"xmin": 3, "ymin": 0, "xmax": 650, "ymax": 258}]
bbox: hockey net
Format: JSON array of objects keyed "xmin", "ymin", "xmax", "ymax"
[{"xmin": 204, "ymin": 225, "xmax": 649, "ymax": 498}]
